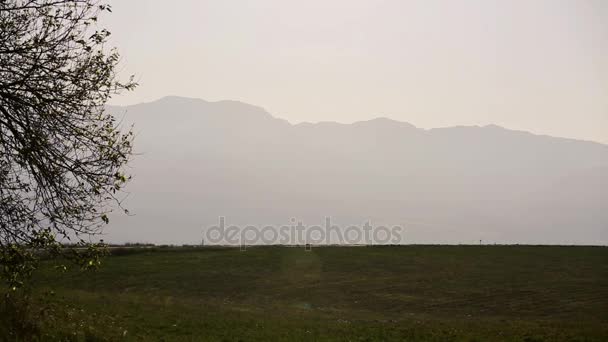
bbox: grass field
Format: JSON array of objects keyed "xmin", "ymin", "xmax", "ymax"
[{"xmin": 6, "ymin": 245, "xmax": 608, "ymax": 341}]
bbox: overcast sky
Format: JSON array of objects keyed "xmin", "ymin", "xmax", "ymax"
[{"xmin": 105, "ymin": 0, "xmax": 607, "ymax": 144}]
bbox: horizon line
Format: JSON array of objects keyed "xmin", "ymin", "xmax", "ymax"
[{"xmin": 108, "ymin": 95, "xmax": 608, "ymax": 146}]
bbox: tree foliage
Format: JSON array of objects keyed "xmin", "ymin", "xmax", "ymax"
[{"xmin": 0, "ymin": 0, "xmax": 136, "ymax": 289}]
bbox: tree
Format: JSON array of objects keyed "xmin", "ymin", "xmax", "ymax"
[{"xmin": 0, "ymin": 0, "xmax": 136, "ymax": 289}]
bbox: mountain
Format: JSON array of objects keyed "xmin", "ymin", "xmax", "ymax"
[{"xmin": 105, "ymin": 96, "xmax": 608, "ymax": 245}]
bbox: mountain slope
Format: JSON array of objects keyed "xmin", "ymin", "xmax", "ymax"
[{"xmin": 106, "ymin": 96, "xmax": 608, "ymax": 245}]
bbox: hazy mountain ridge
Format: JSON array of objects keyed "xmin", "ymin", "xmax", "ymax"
[{"xmin": 106, "ymin": 96, "xmax": 608, "ymax": 245}]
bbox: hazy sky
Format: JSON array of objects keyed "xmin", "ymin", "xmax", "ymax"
[{"xmin": 105, "ymin": 0, "xmax": 607, "ymax": 144}]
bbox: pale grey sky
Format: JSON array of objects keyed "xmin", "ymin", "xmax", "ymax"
[{"xmin": 105, "ymin": 0, "xmax": 607, "ymax": 144}]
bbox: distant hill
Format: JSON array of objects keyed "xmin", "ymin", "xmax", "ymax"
[{"xmin": 106, "ymin": 96, "xmax": 608, "ymax": 245}]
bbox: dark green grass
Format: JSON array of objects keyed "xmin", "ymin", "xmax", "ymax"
[{"xmin": 15, "ymin": 246, "xmax": 608, "ymax": 340}]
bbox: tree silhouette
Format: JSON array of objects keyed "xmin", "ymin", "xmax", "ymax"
[{"xmin": 0, "ymin": 0, "xmax": 136, "ymax": 289}]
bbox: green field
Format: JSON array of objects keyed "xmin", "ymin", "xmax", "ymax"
[{"xmin": 5, "ymin": 246, "xmax": 608, "ymax": 341}]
